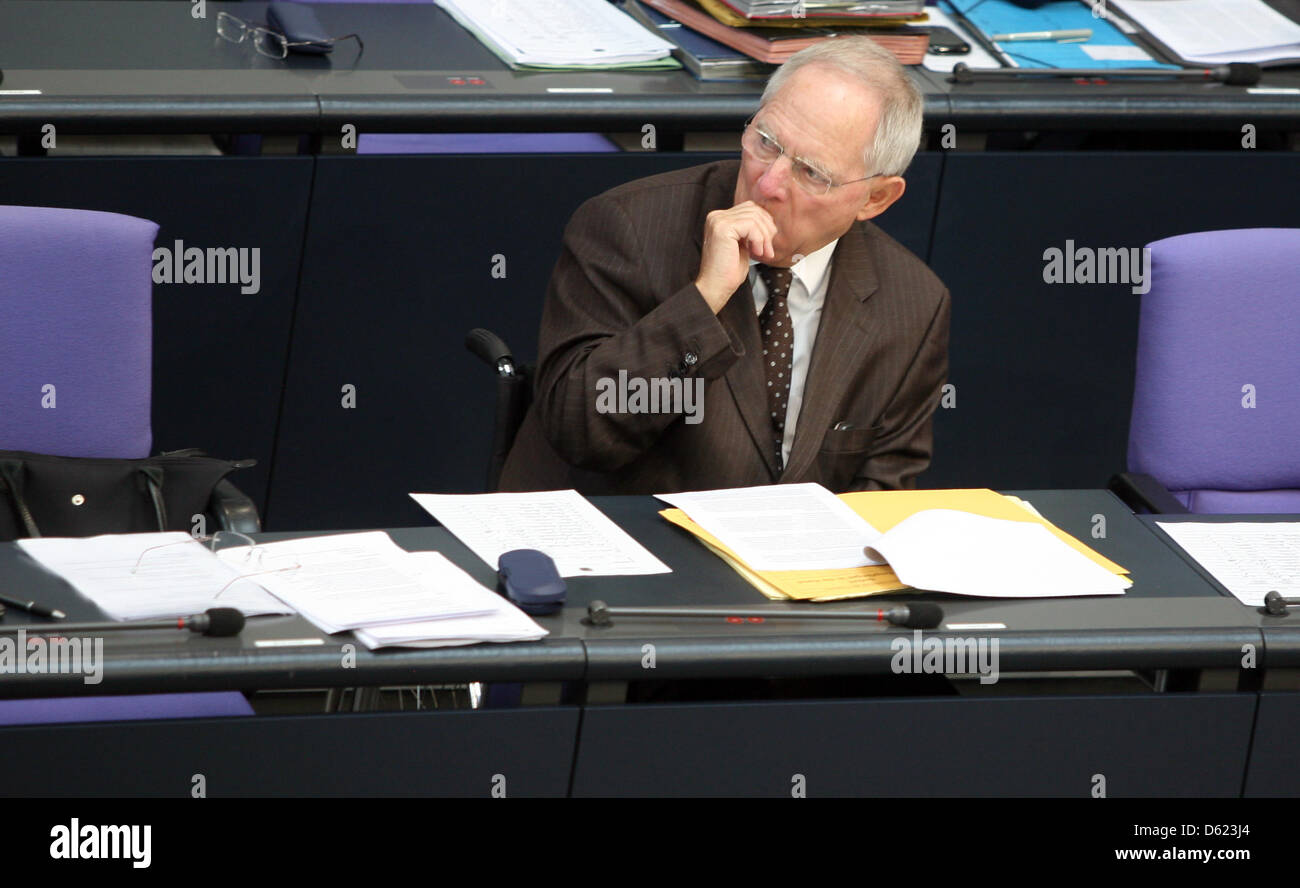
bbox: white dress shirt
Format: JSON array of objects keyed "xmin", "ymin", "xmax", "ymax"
[{"xmin": 748, "ymin": 237, "xmax": 838, "ymax": 467}]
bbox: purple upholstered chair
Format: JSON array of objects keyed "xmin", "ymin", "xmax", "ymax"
[
  {"xmin": 0, "ymin": 206, "xmax": 155, "ymax": 458},
  {"xmin": 0, "ymin": 205, "xmax": 254, "ymax": 724},
  {"xmin": 1116, "ymin": 228, "xmax": 1300, "ymax": 514},
  {"xmin": 357, "ymin": 133, "xmax": 620, "ymax": 154},
  {"xmin": 0, "ymin": 693, "xmax": 254, "ymax": 725}
]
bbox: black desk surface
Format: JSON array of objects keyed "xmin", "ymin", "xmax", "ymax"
[
  {"xmin": 0, "ymin": 490, "xmax": 1285, "ymax": 697},
  {"xmin": 1, "ymin": 1, "xmax": 1296, "ymax": 134}
]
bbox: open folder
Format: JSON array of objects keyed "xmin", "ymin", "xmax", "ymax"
[{"xmin": 660, "ymin": 488, "xmax": 1129, "ymax": 601}]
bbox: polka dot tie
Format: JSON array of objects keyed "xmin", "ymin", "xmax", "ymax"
[{"xmin": 757, "ymin": 264, "xmax": 794, "ymax": 470}]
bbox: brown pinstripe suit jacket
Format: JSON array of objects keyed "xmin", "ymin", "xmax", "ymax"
[{"xmin": 498, "ymin": 159, "xmax": 950, "ymax": 494}]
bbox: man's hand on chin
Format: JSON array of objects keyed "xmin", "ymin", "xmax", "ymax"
[{"xmin": 694, "ymin": 200, "xmax": 780, "ymax": 314}]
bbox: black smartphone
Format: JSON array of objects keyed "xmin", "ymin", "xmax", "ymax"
[{"xmin": 921, "ymin": 26, "xmax": 972, "ymax": 55}]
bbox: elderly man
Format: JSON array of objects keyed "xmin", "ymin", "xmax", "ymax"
[{"xmin": 500, "ymin": 38, "xmax": 949, "ymax": 494}]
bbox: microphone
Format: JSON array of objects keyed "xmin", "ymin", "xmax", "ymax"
[
  {"xmin": 0, "ymin": 607, "xmax": 246, "ymax": 638},
  {"xmin": 185, "ymin": 608, "xmax": 247, "ymax": 637},
  {"xmin": 465, "ymin": 328, "xmax": 517, "ymax": 377},
  {"xmin": 586, "ymin": 600, "xmax": 944, "ymax": 629},
  {"xmin": 1264, "ymin": 591, "xmax": 1299, "ymax": 616},
  {"xmin": 878, "ymin": 602, "xmax": 944, "ymax": 629},
  {"xmin": 950, "ymin": 62, "xmax": 1262, "ymax": 86}
]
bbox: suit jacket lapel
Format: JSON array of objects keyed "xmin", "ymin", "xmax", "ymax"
[
  {"xmin": 783, "ymin": 224, "xmax": 881, "ymax": 481},
  {"xmin": 693, "ymin": 161, "xmax": 781, "ymax": 478},
  {"xmin": 719, "ymin": 276, "xmax": 782, "ymax": 477}
]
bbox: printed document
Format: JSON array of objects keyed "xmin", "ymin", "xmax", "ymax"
[
  {"xmin": 867, "ymin": 509, "xmax": 1130, "ymax": 597},
  {"xmin": 658, "ymin": 483, "xmax": 884, "ymax": 571},
  {"xmin": 411, "ymin": 490, "xmax": 670, "ymax": 576},
  {"xmin": 1156, "ymin": 522, "xmax": 1300, "ymax": 606},
  {"xmin": 17, "ymin": 532, "xmax": 289, "ymax": 620},
  {"xmin": 213, "ymin": 532, "xmax": 495, "ymax": 633}
]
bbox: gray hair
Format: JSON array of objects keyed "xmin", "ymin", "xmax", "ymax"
[{"xmin": 759, "ymin": 37, "xmax": 924, "ymax": 178}]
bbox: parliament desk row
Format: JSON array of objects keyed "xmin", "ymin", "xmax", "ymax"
[
  {"xmin": 2, "ymin": 1, "xmax": 1299, "ymax": 139},
  {"xmin": 4, "ymin": 149, "xmax": 1297, "ymax": 530},
  {"xmin": 0, "ymin": 491, "xmax": 1295, "ymax": 797}
]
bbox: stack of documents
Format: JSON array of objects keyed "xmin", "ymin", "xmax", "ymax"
[
  {"xmin": 350, "ymin": 553, "xmax": 550, "ymax": 648},
  {"xmin": 710, "ymin": 0, "xmax": 925, "ymax": 20},
  {"xmin": 1156, "ymin": 522, "xmax": 1300, "ymax": 607},
  {"xmin": 1110, "ymin": 0, "xmax": 1300, "ymax": 65},
  {"xmin": 624, "ymin": 0, "xmax": 777, "ymax": 80},
  {"xmin": 647, "ymin": 0, "xmax": 931, "ymax": 63},
  {"xmin": 659, "ymin": 484, "xmax": 1131, "ymax": 601},
  {"xmin": 17, "ymin": 532, "xmax": 291, "ymax": 620},
  {"xmin": 436, "ymin": 0, "xmax": 679, "ymax": 69},
  {"xmin": 211, "ymin": 532, "xmax": 548, "ymax": 649},
  {"xmin": 17, "ymin": 530, "xmax": 547, "ymax": 649}
]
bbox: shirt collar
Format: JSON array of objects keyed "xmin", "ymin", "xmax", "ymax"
[{"xmin": 749, "ymin": 237, "xmax": 839, "ymax": 298}]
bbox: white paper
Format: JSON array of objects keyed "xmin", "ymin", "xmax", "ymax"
[
  {"xmin": 436, "ymin": 0, "xmax": 674, "ymax": 66},
  {"xmin": 16, "ymin": 532, "xmax": 289, "ymax": 620},
  {"xmin": 1112, "ymin": 0, "xmax": 1300, "ymax": 63},
  {"xmin": 214, "ymin": 532, "xmax": 494, "ymax": 633},
  {"xmin": 867, "ymin": 510, "xmax": 1130, "ymax": 597},
  {"xmin": 353, "ymin": 553, "xmax": 548, "ymax": 649},
  {"xmin": 1081, "ymin": 43, "xmax": 1155, "ymax": 61},
  {"xmin": 1156, "ymin": 522, "xmax": 1300, "ymax": 606},
  {"xmin": 410, "ymin": 490, "xmax": 670, "ymax": 577},
  {"xmin": 658, "ymin": 483, "xmax": 883, "ymax": 571}
]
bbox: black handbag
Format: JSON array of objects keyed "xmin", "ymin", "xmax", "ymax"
[{"xmin": 0, "ymin": 448, "xmax": 255, "ymax": 541}]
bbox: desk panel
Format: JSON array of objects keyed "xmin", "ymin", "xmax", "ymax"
[
  {"xmin": 0, "ymin": 707, "xmax": 578, "ymax": 797},
  {"xmin": 1243, "ymin": 692, "xmax": 1300, "ymax": 797},
  {"xmin": 573, "ymin": 694, "xmax": 1254, "ymax": 797}
]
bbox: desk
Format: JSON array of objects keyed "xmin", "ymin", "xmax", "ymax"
[
  {"xmin": 0, "ymin": 491, "xmax": 1292, "ymax": 797},
  {"xmin": 1, "ymin": 1, "xmax": 1298, "ymax": 137}
]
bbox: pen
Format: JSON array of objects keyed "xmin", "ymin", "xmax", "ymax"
[
  {"xmin": 991, "ymin": 29, "xmax": 1093, "ymax": 42},
  {"xmin": 0, "ymin": 593, "xmax": 66, "ymax": 620}
]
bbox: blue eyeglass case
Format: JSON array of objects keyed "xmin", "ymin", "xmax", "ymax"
[
  {"xmin": 497, "ymin": 549, "xmax": 567, "ymax": 616},
  {"xmin": 267, "ymin": 1, "xmax": 335, "ymax": 54}
]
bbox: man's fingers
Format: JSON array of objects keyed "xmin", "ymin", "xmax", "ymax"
[
  {"xmin": 710, "ymin": 204, "xmax": 778, "ymax": 247},
  {"xmin": 737, "ymin": 205, "xmax": 777, "ymax": 260},
  {"xmin": 696, "ymin": 203, "xmax": 781, "ymax": 311},
  {"xmin": 723, "ymin": 213, "xmax": 776, "ymax": 261}
]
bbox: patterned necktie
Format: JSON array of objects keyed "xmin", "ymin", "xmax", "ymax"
[{"xmin": 757, "ymin": 264, "xmax": 794, "ymax": 470}]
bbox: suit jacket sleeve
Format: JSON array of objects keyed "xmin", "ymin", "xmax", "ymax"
[
  {"xmin": 532, "ymin": 192, "xmax": 743, "ymax": 472},
  {"xmin": 847, "ymin": 285, "xmax": 950, "ymax": 491}
]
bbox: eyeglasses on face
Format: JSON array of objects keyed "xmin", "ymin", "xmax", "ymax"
[{"xmin": 741, "ymin": 119, "xmax": 880, "ymax": 196}]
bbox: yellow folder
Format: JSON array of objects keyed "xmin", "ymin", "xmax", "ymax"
[{"xmin": 660, "ymin": 488, "xmax": 1128, "ymax": 602}]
